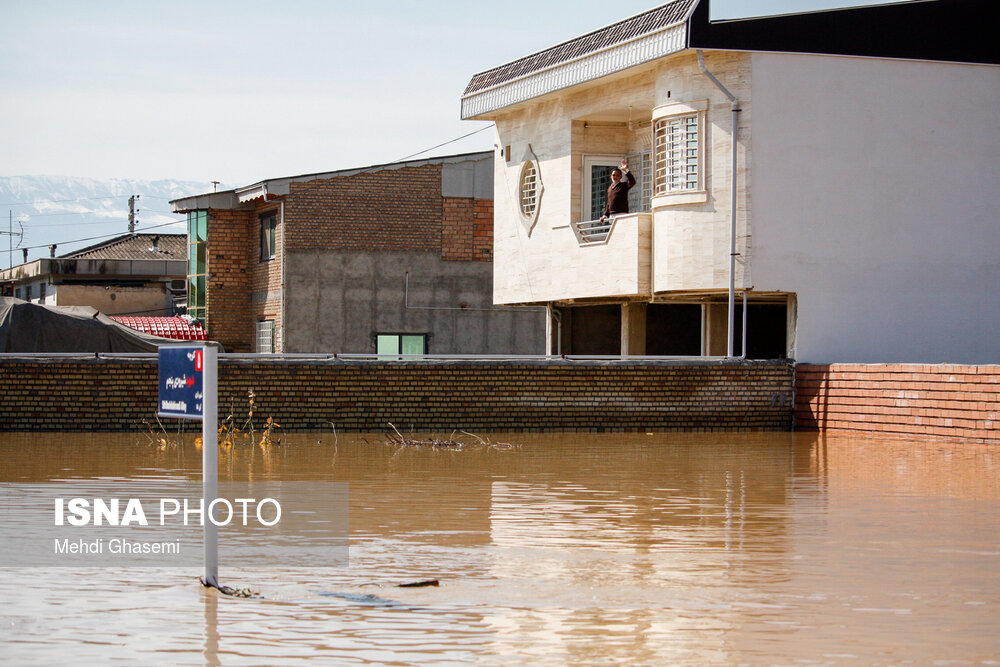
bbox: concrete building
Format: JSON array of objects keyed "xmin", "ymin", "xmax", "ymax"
[
  {"xmin": 0, "ymin": 233, "xmax": 187, "ymax": 317},
  {"xmin": 170, "ymin": 152, "xmax": 545, "ymax": 354},
  {"xmin": 461, "ymin": 0, "xmax": 999, "ymax": 363}
]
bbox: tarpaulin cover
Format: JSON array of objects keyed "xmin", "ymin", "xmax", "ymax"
[{"xmin": 0, "ymin": 297, "xmax": 196, "ymax": 353}]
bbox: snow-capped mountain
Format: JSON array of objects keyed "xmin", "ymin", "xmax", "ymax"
[{"xmin": 0, "ymin": 176, "xmax": 228, "ymax": 267}]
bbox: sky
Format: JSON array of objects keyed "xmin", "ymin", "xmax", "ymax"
[{"xmin": 0, "ymin": 0, "xmax": 913, "ymax": 189}]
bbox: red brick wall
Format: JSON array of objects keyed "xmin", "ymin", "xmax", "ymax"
[
  {"xmin": 0, "ymin": 358, "xmax": 793, "ymax": 432},
  {"xmin": 284, "ymin": 165, "xmax": 443, "ymax": 252},
  {"xmin": 796, "ymin": 364, "xmax": 999, "ymax": 443},
  {"xmin": 442, "ymin": 197, "xmax": 475, "ymax": 260},
  {"xmin": 473, "ymin": 199, "xmax": 493, "ymax": 261},
  {"xmin": 206, "ymin": 209, "xmax": 253, "ymax": 353}
]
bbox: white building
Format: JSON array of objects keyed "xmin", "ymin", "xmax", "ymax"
[{"xmin": 462, "ymin": 0, "xmax": 999, "ymax": 363}]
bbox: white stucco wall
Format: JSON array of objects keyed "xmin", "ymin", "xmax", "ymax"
[{"xmin": 750, "ymin": 53, "xmax": 1000, "ymax": 363}]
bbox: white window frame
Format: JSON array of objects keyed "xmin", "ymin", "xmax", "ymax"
[
  {"xmin": 581, "ymin": 155, "xmax": 622, "ymax": 221},
  {"xmin": 651, "ymin": 99, "xmax": 709, "ymax": 208}
]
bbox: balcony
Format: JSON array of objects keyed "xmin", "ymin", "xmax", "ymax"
[{"xmin": 545, "ymin": 213, "xmax": 652, "ymax": 301}]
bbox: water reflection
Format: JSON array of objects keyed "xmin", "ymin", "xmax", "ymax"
[{"xmin": 0, "ymin": 430, "xmax": 997, "ymax": 665}]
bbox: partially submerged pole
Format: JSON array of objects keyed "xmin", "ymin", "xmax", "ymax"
[{"xmin": 201, "ymin": 344, "xmax": 219, "ymax": 588}]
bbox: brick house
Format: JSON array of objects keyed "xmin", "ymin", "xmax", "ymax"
[
  {"xmin": 461, "ymin": 0, "xmax": 999, "ymax": 363},
  {"xmin": 170, "ymin": 152, "xmax": 545, "ymax": 354}
]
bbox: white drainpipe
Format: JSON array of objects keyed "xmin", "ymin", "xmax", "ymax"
[{"xmin": 697, "ymin": 50, "xmax": 742, "ymax": 358}]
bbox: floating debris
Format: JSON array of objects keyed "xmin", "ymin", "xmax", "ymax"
[
  {"xmin": 384, "ymin": 423, "xmax": 519, "ymax": 450},
  {"xmin": 200, "ymin": 577, "xmax": 255, "ymax": 598},
  {"xmin": 397, "ymin": 579, "xmax": 440, "ymax": 588}
]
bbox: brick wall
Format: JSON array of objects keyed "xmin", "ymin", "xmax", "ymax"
[
  {"xmin": 285, "ymin": 165, "xmax": 443, "ymax": 253},
  {"xmin": 0, "ymin": 358, "xmax": 793, "ymax": 432},
  {"xmin": 796, "ymin": 364, "xmax": 999, "ymax": 443},
  {"xmin": 442, "ymin": 197, "xmax": 493, "ymax": 261},
  {"xmin": 206, "ymin": 209, "xmax": 253, "ymax": 353},
  {"xmin": 251, "ymin": 203, "xmax": 283, "ymax": 352}
]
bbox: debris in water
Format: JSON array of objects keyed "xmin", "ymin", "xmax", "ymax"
[
  {"xmin": 397, "ymin": 579, "xmax": 440, "ymax": 588},
  {"xmin": 384, "ymin": 423, "xmax": 519, "ymax": 450}
]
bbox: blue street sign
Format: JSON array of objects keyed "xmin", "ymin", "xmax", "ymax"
[{"xmin": 158, "ymin": 346, "xmax": 205, "ymax": 420}]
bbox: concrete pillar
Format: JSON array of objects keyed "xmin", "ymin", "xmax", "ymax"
[
  {"xmin": 620, "ymin": 302, "xmax": 647, "ymax": 356},
  {"xmin": 705, "ymin": 303, "xmax": 728, "ymax": 356}
]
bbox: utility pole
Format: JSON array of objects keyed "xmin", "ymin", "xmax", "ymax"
[
  {"xmin": 128, "ymin": 195, "xmax": 138, "ymax": 234},
  {"xmin": 3, "ymin": 211, "xmax": 25, "ymax": 269}
]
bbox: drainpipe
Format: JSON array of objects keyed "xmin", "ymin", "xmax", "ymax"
[
  {"xmin": 697, "ymin": 50, "xmax": 741, "ymax": 358},
  {"xmin": 550, "ymin": 306, "xmax": 562, "ymax": 356}
]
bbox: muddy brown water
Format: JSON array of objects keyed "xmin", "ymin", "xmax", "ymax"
[{"xmin": 1, "ymin": 431, "xmax": 997, "ymax": 665}]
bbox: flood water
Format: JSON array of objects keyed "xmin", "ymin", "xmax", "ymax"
[{"xmin": 1, "ymin": 431, "xmax": 998, "ymax": 665}]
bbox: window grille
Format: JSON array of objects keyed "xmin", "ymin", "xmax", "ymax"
[
  {"xmin": 256, "ymin": 320, "xmax": 275, "ymax": 354},
  {"xmin": 627, "ymin": 151, "xmax": 653, "ymax": 214},
  {"xmin": 654, "ymin": 114, "xmax": 700, "ymax": 194},
  {"xmin": 519, "ymin": 161, "xmax": 538, "ymax": 217}
]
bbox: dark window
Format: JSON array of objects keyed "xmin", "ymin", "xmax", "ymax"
[{"xmin": 260, "ymin": 213, "xmax": 277, "ymax": 261}]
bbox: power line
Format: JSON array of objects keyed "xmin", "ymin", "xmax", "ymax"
[
  {"xmin": 20, "ymin": 220, "xmax": 185, "ymax": 252},
  {"xmin": 393, "ymin": 123, "xmax": 495, "ymax": 163}
]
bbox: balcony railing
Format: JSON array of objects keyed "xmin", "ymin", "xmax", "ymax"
[{"xmin": 571, "ymin": 217, "xmax": 616, "ymax": 245}]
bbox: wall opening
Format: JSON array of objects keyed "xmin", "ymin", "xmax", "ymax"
[
  {"xmin": 646, "ymin": 304, "xmax": 701, "ymax": 355},
  {"xmin": 560, "ymin": 305, "xmax": 621, "ymax": 355}
]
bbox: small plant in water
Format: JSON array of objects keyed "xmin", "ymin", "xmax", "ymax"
[{"xmin": 218, "ymin": 389, "xmax": 281, "ymax": 448}]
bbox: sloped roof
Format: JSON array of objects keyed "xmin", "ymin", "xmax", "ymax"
[
  {"xmin": 109, "ymin": 316, "xmax": 207, "ymax": 341},
  {"xmin": 61, "ymin": 233, "xmax": 187, "ymax": 261},
  {"xmin": 461, "ymin": 0, "xmax": 998, "ymax": 120},
  {"xmin": 463, "ymin": 0, "xmax": 697, "ymax": 96}
]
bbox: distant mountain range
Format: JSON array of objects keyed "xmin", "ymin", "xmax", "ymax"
[{"xmin": 0, "ymin": 176, "xmax": 229, "ymax": 267}]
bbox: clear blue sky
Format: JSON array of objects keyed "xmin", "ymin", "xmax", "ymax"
[{"xmin": 1, "ymin": 1, "xmax": 911, "ymax": 187}]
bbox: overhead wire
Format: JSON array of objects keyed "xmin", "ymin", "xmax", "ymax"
[{"xmin": 6, "ymin": 124, "xmax": 496, "ymax": 258}]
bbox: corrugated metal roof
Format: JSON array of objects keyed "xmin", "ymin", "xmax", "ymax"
[
  {"xmin": 61, "ymin": 233, "xmax": 187, "ymax": 261},
  {"xmin": 463, "ymin": 0, "xmax": 697, "ymax": 96},
  {"xmin": 109, "ymin": 316, "xmax": 207, "ymax": 341}
]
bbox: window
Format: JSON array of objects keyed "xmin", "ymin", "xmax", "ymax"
[
  {"xmin": 627, "ymin": 151, "xmax": 653, "ymax": 214},
  {"xmin": 187, "ymin": 211, "xmax": 208, "ymax": 325},
  {"xmin": 582, "ymin": 153, "xmax": 652, "ymax": 221},
  {"xmin": 256, "ymin": 320, "xmax": 275, "ymax": 354},
  {"xmin": 376, "ymin": 334, "xmax": 427, "ymax": 357},
  {"xmin": 260, "ymin": 213, "xmax": 277, "ymax": 261},
  {"xmin": 652, "ymin": 100, "xmax": 708, "ymax": 206},
  {"xmin": 519, "ymin": 161, "xmax": 539, "ymax": 218}
]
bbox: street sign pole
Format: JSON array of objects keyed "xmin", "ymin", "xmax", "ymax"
[
  {"xmin": 201, "ymin": 345, "xmax": 219, "ymax": 588},
  {"xmin": 157, "ymin": 344, "xmax": 219, "ymax": 589}
]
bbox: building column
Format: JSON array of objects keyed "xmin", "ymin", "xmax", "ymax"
[{"xmin": 621, "ymin": 302, "xmax": 647, "ymax": 356}]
